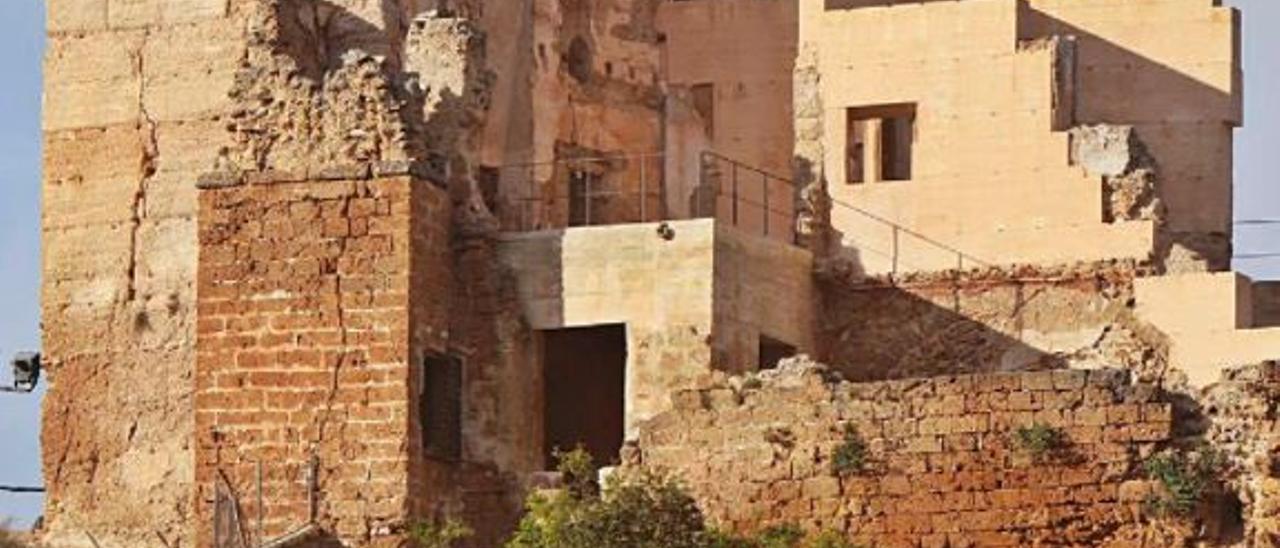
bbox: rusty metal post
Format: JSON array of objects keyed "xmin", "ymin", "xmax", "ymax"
[
  {"xmin": 731, "ymin": 161, "xmax": 739, "ymax": 225},
  {"xmin": 762, "ymin": 172, "xmax": 770, "ymax": 237},
  {"xmin": 586, "ymin": 162, "xmax": 593, "ymax": 226},
  {"xmin": 639, "ymin": 155, "xmax": 647, "ymax": 223},
  {"xmin": 892, "ymin": 226, "xmax": 900, "ymax": 276}
]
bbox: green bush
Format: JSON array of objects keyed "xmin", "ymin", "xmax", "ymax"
[
  {"xmin": 1144, "ymin": 445, "xmax": 1223, "ymax": 517},
  {"xmin": 408, "ymin": 518, "xmax": 473, "ymax": 548},
  {"xmin": 830, "ymin": 425, "xmax": 868, "ymax": 476},
  {"xmin": 505, "ymin": 450, "xmax": 864, "ymax": 548},
  {"xmin": 1012, "ymin": 423, "xmax": 1067, "ymax": 461},
  {"xmin": 506, "ymin": 448, "xmax": 706, "ymax": 548}
]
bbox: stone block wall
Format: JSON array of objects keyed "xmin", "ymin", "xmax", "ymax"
[
  {"xmin": 634, "ymin": 361, "xmax": 1175, "ymax": 547},
  {"xmin": 195, "ymin": 174, "xmax": 449, "ymax": 546},
  {"xmin": 41, "ymin": 1, "xmax": 244, "ymax": 544}
]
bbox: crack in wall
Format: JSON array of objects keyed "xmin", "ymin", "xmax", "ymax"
[{"xmin": 127, "ymin": 30, "xmax": 159, "ymax": 306}]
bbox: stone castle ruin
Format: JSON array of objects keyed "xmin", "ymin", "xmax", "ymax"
[{"xmin": 36, "ymin": 0, "xmax": 1280, "ymax": 546}]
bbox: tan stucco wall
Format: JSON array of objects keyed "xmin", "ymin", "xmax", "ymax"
[
  {"xmin": 797, "ymin": 0, "xmax": 1234, "ymax": 274},
  {"xmin": 498, "ymin": 219, "xmax": 814, "ymax": 433},
  {"xmin": 499, "ymin": 220, "xmax": 717, "ymax": 434},
  {"xmin": 1022, "ymin": 0, "xmax": 1241, "ymax": 244},
  {"xmin": 714, "ymin": 224, "xmax": 817, "ymax": 372},
  {"xmin": 1135, "ymin": 272, "xmax": 1280, "ymax": 386},
  {"xmin": 658, "ymin": 0, "xmax": 798, "ymax": 240}
]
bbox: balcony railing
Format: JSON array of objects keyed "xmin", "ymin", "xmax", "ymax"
[
  {"xmin": 496, "ymin": 151, "xmax": 798, "ymax": 244},
  {"xmin": 494, "ymin": 150, "xmax": 988, "ymax": 271}
]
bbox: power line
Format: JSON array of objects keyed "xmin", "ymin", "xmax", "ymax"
[
  {"xmin": 1236, "ymin": 219, "xmax": 1280, "ymax": 226},
  {"xmin": 0, "ymin": 485, "xmax": 43, "ymax": 493}
]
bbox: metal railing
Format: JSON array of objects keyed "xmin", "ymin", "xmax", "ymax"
[
  {"xmin": 498, "ymin": 152, "xmax": 666, "ymax": 232},
  {"xmin": 495, "ymin": 150, "xmax": 987, "ymax": 271},
  {"xmin": 702, "ymin": 151, "xmax": 988, "ymax": 273},
  {"xmin": 826, "ymin": 195, "xmax": 989, "ymax": 274},
  {"xmin": 496, "ymin": 151, "xmax": 798, "ymax": 243},
  {"xmin": 698, "ymin": 151, "xmax": 797, "ymax": 242}
]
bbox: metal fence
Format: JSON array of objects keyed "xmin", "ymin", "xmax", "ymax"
[{"xmin": 497, "ymin": 152, "xmax": 666, "ymax": 232}]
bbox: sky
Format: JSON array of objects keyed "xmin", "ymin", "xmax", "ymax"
[{"xmin": 0, "ymin": 0, "xmax": 1278, "ymax": 531}]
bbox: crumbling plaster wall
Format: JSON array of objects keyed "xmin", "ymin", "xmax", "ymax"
[
  {"xmin": 42, "ymin": 0, "xmax": 498, "ymax": 543},
  {"xmin": 1194, "ymin": 363, "xmax": 1280, "ymax": 546},
  {"xmin": 634, "ymin": 359, "xmax": 1179, "ymax": 546},
  {"xmin": 41, "ymin": 1, "xmax": 245, "ymax": 544}
]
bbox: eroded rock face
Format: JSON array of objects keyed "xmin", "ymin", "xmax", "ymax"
[
  {"xmin": 226, "ymin": 0, "xmax": 424, "ymax": 178},
  {"xmin": 1193, "ymin": 363, "xmax": 1280, "ymax": 546}
]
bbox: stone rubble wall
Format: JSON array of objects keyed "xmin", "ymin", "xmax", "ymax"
[
  {"xmin": 1197, "ymin": 363, "xmax": 1280, "ymax": 546},
  {"xmin": 634, "ymin": 359, "xmax": 1176, "ymax": 547}
]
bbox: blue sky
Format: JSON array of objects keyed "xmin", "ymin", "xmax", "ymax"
[{"xmin": 0, "ymin": 0, "xmax": 1278, "ymax": 530}]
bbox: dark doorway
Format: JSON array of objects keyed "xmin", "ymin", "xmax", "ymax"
[
  {"xmin": 542, "ymin": 324, "xmax": 627, "ymax": 468},
  {"xmin": 759, "ymin": 335, "xmax": 797, "ymax": 371}
]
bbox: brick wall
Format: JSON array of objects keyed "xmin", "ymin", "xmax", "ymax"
[
  {"xmin": 634, "ymin": 360, "xmax": 1174, "ymax": 547},
  {"xmin": 195, "ymin": 174, "xmax": 450, "ymax": 546}
]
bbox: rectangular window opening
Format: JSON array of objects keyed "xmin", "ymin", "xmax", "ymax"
[
  {"xmin": 690, "ymin": 83, "xmax": 716, "ymax": 139},
  {"xmin": 568, "ymin": 170, "xmax": 603, "ymax": 227},
  {"xmin": 422, "ymin": 354, "xmax": 463, "ymax": 462},
  {"xmin": 846, "ymin": 103, "xmax": 916, "ymax": 184}
]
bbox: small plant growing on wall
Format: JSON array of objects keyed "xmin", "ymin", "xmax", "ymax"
[
  {"xmin": 804, "ymin": 530, "xmax": 864, "ymax": 548},
  {"xmin": 1012, "ymin": 423, "xmax": 1068, "ymax": 462},
  {"xmin": 1143, "ymin": 445, "xmax": 1224, "ymax": 518},
  {"xmin": 830, "ymin": 424, "xmax": 869, "ymax": 476},
  {"xmin": 408, "ymin": 518, "xmax": 473, "ymax": 548},
  {"xmin": 755, "ymin": 524, "xmax": 806, "ymax": 548}
]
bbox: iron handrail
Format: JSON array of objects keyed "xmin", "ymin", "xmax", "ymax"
[
  {"xmin": 701, "ymin": 151, "xmax": 990, "ymax": 271},
  {"xmin": 497, "ymin": 149, "xmax": 991, "ymax": 270}
]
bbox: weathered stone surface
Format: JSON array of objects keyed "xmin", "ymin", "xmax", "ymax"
[{"xmin": 632, "ymin": 358, "xmax": 1175, "ymax": 546}]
